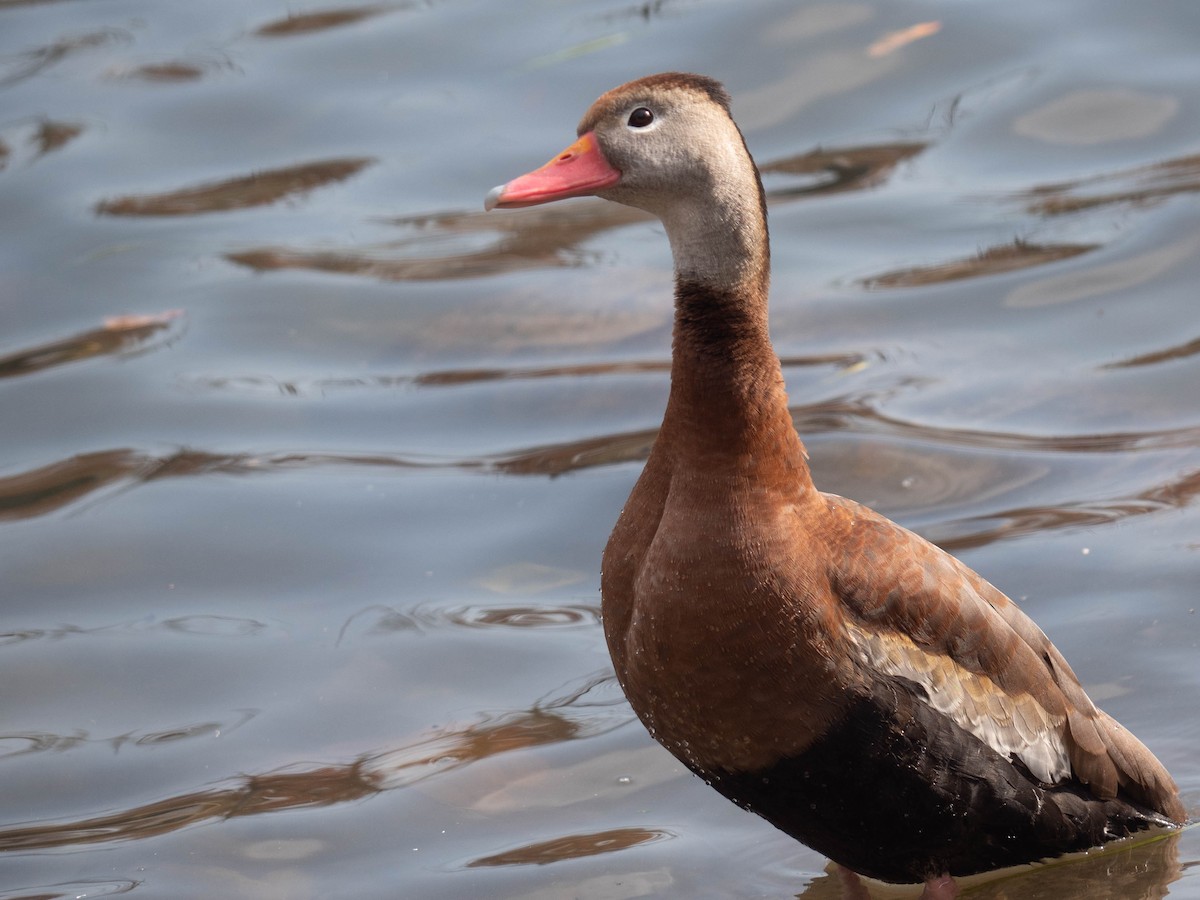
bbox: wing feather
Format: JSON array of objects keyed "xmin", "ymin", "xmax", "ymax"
[{"xmin": 822, "ymin": 494, "xmax": 1183, "ymax": 820}]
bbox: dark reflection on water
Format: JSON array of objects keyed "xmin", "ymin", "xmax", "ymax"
[
  {"xmin": 931, "ymin": 466, "xmax": 1200, "ymax": 552},
  {"xmin": 189, "ymin": 350, "xmax": 862, "ymax": 393},
  {"xmin": 792, "ymin": 833, "xmax": 1181, "ymax": 899},
  {"xmin": 0, "ymin": 312, "xmax": 183, "ymax": 381},
  {"xmin": 0, "ymin": 672, "xmax": 628, "ymax": 853},
  {"xmin": 4, "ymin": 402, "xmax": 1196, "ymax": 544},
  {"xmin": 0, "ymin": 760, "xmax": 384, "ymax": 852},
  {"xmin": 110, "ymin": 60, "xmax": 212, "ymax": 83},
  {"xmin": 0, "ymin": 117, "xmax": 82, "ymax": 166},
  {"xmin": 862, "ymin": 240, "xmax": 1096, "ymax": 290},
  {"xmin": 1105, "ymin": 335, "xmax": 1200, "ymax": 370},
  {"xmin": 0, "ymin": 709, "xmax": 256, "ymax": 759},
  {"xmin": 225, "ymin": 140, "xmax": 929, "ymax": 285},
  {"xmin": 4, "ymin": 0, "xmax": 1200, "ymax": 896},
  {"xmin": 96, "ymin": 158, "xmax": 375, "ymax": 216},
  {"xmin": 760, "ymin": 141, "xmax": 927, "ymax": 198},
  {"xmin": 254, "ymin": 4, "xmax": 401, "ymax": 37},
  {"xmin": 467, "ymin": 826, "xmax": 671, "ymax": 867},
  {"xmin": 1, "ymin": 616, "xmax": 271, "ymax": 647},
  {"xmin": 336, "ymin": 601, "xmax": 600, "ymax": 641},
  {"xmin": 1021, "ymin": 152, "xmax": 1200, "ymax": 216},
  {"xmin": 0, "ymin": 880, "xmax": 139, "ymax": 900},
  {"xmin": 0, "ymin": 26, "xmax": 128, "ymax": 88},
  {"xmin": 228, "ymin": 202, "xmax": 650, "ymax": 281},
  {"xmin": 797, "ymin": 398, "xmax": 1200, "ymax": 454}
]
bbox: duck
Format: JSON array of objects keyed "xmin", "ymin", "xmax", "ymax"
[{"xmin": 484, "ymin": 72, "xmax": 1186, "ymax": 897}]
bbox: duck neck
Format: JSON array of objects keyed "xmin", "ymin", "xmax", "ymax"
[{"xmin": 655, "ymin": 186, "xmax": 812, "ymax": 491}]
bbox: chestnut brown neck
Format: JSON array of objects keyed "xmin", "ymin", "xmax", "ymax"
[
  {"xmin": 659, "ymin": 274, "xmax": 811, "ymax": 489},
  {"xmin": 651, "ymin": 145, "xmax": 811, "ymax": 488}
]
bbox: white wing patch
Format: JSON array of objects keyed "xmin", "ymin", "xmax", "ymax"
[{"xmin": 846, "ymin": 623, "xmax": 1071, "ymax": 784}]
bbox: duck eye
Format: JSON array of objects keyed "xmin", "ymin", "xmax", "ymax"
[{"xmin": 627, "ymin": 107, "xmax": 654, "ymax": 128}]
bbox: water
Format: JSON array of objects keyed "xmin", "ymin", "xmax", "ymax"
[{"xmin": 2, "ymin": 0, "xmax": 1198, "ymax": 897}]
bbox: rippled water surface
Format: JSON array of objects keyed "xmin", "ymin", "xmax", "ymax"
[{"xmin": 2, "ymin": 1, "xmax": 1199, "ymax": 897}]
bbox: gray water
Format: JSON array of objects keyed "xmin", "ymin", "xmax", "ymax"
[{"xmin": 1, "ymin": 1, "xmax": 1198, "ymax": 897}]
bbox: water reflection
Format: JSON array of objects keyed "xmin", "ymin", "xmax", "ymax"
[
  {"xmin": 225, "ymin": 141, "xmax": 928, "ymax": 282},
  {"xmin": 0, "ymin": 118, "xmax": 83, "ymax": 169},
  {"xmin": 0, "ymin": 880, "xmax": 139, "ymax": 900},
  {"xmin": 1021, "ymin": 152, "xmax": 1200, "ymax": 216},
  {"xmin": 0, "ymin": 448, "xmax": 212, "ymax": 521},
  {"xmin": 96, "ymin": 158, "xmax": 374, "ymax": 216},
  {"xmin": 31, "ymin": 118, "xmax": 82, "ymax": 155},
  {"xmin": 0, "ymin": 673, "xmax": 628, "ymax": 853},
  {"xmin": 796, "ymin": 397, "xmax": 1200, "ymax": 454},
  {"xmin": 467, "ymin": 826, "xmax": 670, "ymax": 867},
  {"xmin": 790, "ymin": 833, "xmax": 1181, "ymax": 898},
  {"xmin": 4, "ymin": 0, "xmax": 1199, "ymax": 895},
  {"xmin": 861, "ymin": 241, "xmax": 1096, "ymax": 290},
  {"xmin": 0, "ymin": 710, "xmax": 257, "ymax": 759},
  {"xmin": 1104, "ymin": 334, "xmax": 1200, "ymax": 370},
  {"xmin": 0, "ymin": 616, "xmax": 272, "ymax": 648},
  {"xmin": 254, "ymin": 4, "xmax": 401, "ymax": 37},
  {"xmin": 0, "ymin": 760, "xmax": 382, "ymax": 852},
  {"xmin": 0, "ymin": 27, "xmax": 128, "ymax": 89},
  {"xmin": 108, "ymin": 61, "xmax": 211, "ymax": 83},
  {"xmin": 227, "ymin": 202, "xmax": 649, "ymax": 281},
  {"xmin": 931, "ymin": 466, "xmax": 1200, "ymax": 552},
  {"xmin": 759, "ymin": 141, "xmax": 927, "ymax": 199},
  {"xmin": 336, "ymin": 601, "xmax": 600, "ymax": 643},
  {"xmin": 5, "ymin": 402, "xmax": 1197, "ymax": 539},
  {"xmin": 0, "ymin": 311, "xmax": 183, "ymax": 381},
  {"xmin": 187, "ymin": 351, "xmax": 861, "ymax": 395}
]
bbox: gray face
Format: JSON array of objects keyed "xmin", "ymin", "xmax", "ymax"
[{"xmin": 584, "ymin": 88, "xmax": 745, "ymax": 219}]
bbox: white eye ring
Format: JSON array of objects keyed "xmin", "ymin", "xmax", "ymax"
[{"xmin": 626, "ymin": 107, "xmax": 659, "ymax": 131}]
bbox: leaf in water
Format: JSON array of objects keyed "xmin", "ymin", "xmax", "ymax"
[
  {"xmin": 867, "ymin": 20, "xmax": 940, "ymax": 57},
  {"xmin": 96, "ymin": 157, "xmax": 374, "ymax": 216},
  {"xmin": 475, "ymin": 562, "xmax": 587, "ymax": 595}
]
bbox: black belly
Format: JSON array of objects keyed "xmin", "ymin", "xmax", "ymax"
[{"xmin": 689, "ymin": 678, "xmax": 1169, "ymax": 883}]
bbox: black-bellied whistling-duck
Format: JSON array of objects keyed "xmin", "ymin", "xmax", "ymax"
[{"xmin": 485, "ymin": 73, "xmax": 1186, "ymax": 895}]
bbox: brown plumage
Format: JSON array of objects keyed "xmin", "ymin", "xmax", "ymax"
[{"xmin": 486, "ymin": 72, "xmax": 1185, "ymax": 893}]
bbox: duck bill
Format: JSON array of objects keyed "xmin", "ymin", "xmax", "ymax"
[{"xmin": 485, "ymin": 132, "xmax": 620, "ymax": 210}]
